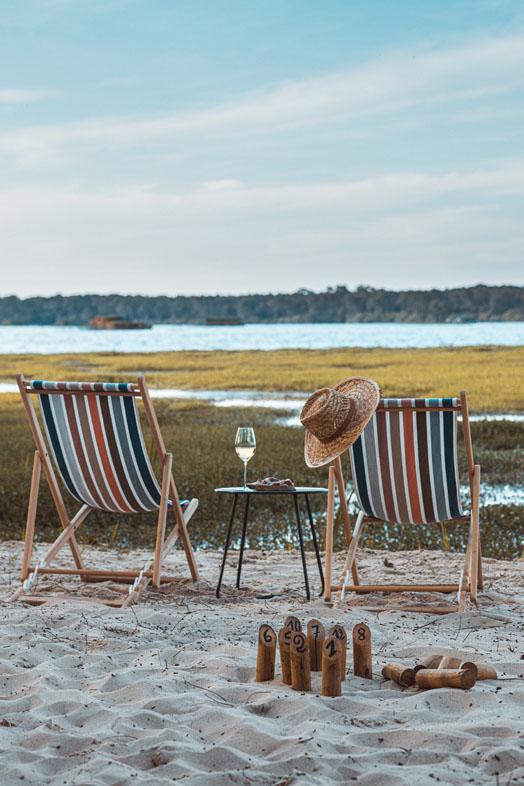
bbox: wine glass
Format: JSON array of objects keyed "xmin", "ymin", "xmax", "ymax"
[{"xmin": 235, "ymin": 427, "xmax": 256, "ymax": 489}]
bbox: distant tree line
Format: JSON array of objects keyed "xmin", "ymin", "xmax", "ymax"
[{"xmin": 0, "ymin": 285, "xmax": 523, "ymax": 325}]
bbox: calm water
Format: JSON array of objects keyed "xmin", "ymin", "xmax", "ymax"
[{"xmin": 0, "ymin": 321, "xmax": 523, "ymax": 353}]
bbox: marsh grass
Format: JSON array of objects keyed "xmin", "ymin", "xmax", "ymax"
[
  {"xmin": 0, "ymin": 394, "xmax": 522, "ymax": 559},
  {"xmin": 1, "ymin": 345, "xmax": 524, "ymax": 411}
]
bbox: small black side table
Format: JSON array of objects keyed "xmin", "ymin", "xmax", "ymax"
[{"xmin": 214, "ymin": 486, "xmax": 326, "ymax": 600}]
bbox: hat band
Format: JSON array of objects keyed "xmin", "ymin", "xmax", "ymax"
[{"xmin": 316, "ymin": 406, "xmax": 355, "ymax": 444}]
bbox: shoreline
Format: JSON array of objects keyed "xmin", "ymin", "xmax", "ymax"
[{"xmin": 2, "ymin": 380, "xmax": 524, "ymax": 420}]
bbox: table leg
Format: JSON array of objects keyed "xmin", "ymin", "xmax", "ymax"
[
  {"xmin": 305, "ymin": 493, "xmax": 324, "ymax": 596},
  {"xmin": 236, "ymin": 493, "xmax": 251, "ymax": 589},
  {"xmin": 216, "ymin": 494, "xmax": 238, "ymax": 598},
  {"xmin": 293, "ymin": 495, "xmax": 310, "ymax": 600}
]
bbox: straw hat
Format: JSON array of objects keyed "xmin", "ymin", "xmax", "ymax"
[{"xmin": 300, "ymin": 377, "xmax": 380, "ymax": 468}]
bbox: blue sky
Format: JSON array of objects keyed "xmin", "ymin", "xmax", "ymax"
[{"xmin": 1, "ymin": 0, "xmax": 523, "ymax": 296}]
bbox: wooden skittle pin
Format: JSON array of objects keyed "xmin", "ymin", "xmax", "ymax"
[
  {"xmin": 328, "ymin": 624, "xmax": 347, "ymax": 680},
  {"xmin": 352, "ymin": 622, "xmax": 372, "ymax": 679},
  {"xmin": 290, "ymin": 631, "xmax": 311, "ymax": 692},
  {"xmin": 307, "ymin": 619, "xmax": 325, "ymax": 672},
  {"xmin": 321, "ymin": 635, "xmax": 342, "ymax": 697},
  {"xmin": 278, "ymin": 627, "xmax": 292, "ymax": 685},
  {"xmin": 284, "ymin": 615, "xmax": 302, "ymax": 632},
  {"xmin": 256, "ymin": 624, "xmax": 276, "ymax": 682}
]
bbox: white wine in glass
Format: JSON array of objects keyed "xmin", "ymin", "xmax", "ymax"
[{"xmin": 235, "ymin": 427, "xmax": 256, "ymax": 489}]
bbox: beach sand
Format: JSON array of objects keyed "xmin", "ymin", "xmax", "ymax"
[{"xmin": 0, "ymin": 542, "xmax": 523, "ymax": 785}]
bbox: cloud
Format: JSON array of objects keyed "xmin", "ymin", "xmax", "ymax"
[
  {"xmin": 185, "ymin": 162, "xmax": 524, "ymax": 212},
  {"xmin": 0, "ymin": 89, "xmax": 59, "ymax": 104},
  {"xmin": 0, "ymin": 161, "xmax": 522, "ymax": 295},
  {"xmin": 1, "ymin": 32, "xmax": 523, "ymax": 161},
  {"xmin": 1, "ymin": 160, "xmax": 523, "ymax": 220}
]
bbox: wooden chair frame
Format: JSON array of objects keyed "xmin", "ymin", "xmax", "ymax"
[
  {"xmin": 11, "ymin": 374, "xmax": 199, "ymax": 607},
  {"xmin": 323, "ymin": 390, "xmax": 483, "ymax": 613}
]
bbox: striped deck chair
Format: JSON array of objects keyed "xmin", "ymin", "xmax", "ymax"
[
  {"xmin": 12, "ymin": 374, "xmax": 199, "ymax": 607},
  {"xmin": 323, "ymin": 392, "xmax": 482, "ymax": 612}
]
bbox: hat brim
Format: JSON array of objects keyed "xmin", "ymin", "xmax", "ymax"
[{"xmin": 303, "ymin": 377, "xmax": 380, "ymax": 468}]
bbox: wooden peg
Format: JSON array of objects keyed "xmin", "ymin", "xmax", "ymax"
[
  {"xmin": 460, "ymin": 661, "xmax": 497, "ymax": 680},
  {"xmin": 278, "ymin": 627, "xmax": 293, "ymax": 685},
  {"xmin": 415, "ymin": 668, "xmax": 477, "ymax": 690},
  {"xmin": 352, "ymin": 622, "xmax": 372, "ymax": 679},
  {"xmin": 290, "ymin": 631, "xmax": 311, "ymax": 692},
  {"xmin": 328, "ymin": 624, "xmax": 347, "ymax": 680},
  {"xmin": 284, "ymin": 615, "xmax": 302, "ymax": 632},
  {"xmin": 439, "ymin": 656, "xmax": 461, "ymax": 669},
  {"xmin": 381, "ymin": 662, "xmax": 416, "ymax": 687},
  {"xmin": 321, "ymin": 636, "xmax": 342, "ymax": 697},
  {"xmin": 256, "ymin": 624, "xmax": 276, "ymax": 682},
  {"xmin": 307, "ymin": 619, "xmax": 325, "ymax": 672}
]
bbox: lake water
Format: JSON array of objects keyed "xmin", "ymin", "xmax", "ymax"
[{"xmin": 0, "ymin": 321, "xmax": 523, "ymax": 353}]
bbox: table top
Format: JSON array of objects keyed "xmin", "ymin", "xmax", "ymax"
[{"xmin": 214, "ymin": 486, "xmax": 328, "ymax": 495}]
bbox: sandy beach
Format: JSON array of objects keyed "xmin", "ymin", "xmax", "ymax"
[{"xmin": 1, "ymin": 543, "xmax": 522, "ymax": 786}]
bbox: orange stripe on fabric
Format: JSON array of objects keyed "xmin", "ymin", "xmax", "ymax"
[
  {"xmin": 87, "ymin": 395, "xmax": 132, "ymax": 512},
  {"xmin": 402, "ymin": 406, "xmax": 423, "ymax": 523}
]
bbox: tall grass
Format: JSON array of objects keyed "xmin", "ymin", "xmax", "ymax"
[{"xmin": 0, "ymin": 395, "xmax": 522, "ymax": 559}]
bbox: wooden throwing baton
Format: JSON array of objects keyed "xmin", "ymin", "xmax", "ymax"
[
  {"xmin": 439, "ymin": 656, "xmax": 461, "ymax": 669},
  {"xmin": 415, "ymin": 654, "xmax": 444, "ymax": 671},
  {"xmin": 460, "ymin": 661, "xmax": 497, "ymax": 680},
  {"xmin": 415, "ymin": 667, "xmax": 477, "ymax": 690},
  {"xmin": 382, "ymin": 662, "xmax": 416, "ymax": 687}
]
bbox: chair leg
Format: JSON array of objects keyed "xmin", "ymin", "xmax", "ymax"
[
  {"xmin": 178, "ymin": 519, "xmax": 199, "ymax": 581},
  {"xmin": 305, "ymin": 493, "xmax": 324, "ymax": 597},
  {"xmin": 477, "ymin": 539, "xmax": 484, "ymax": 591},
  {"xmin": 323, "ymin": 466, "xmax": 336, "ymax": 603},
  {"xmin": 216, "ymin": 494, "xmax": 238, "ymax": 598},
  {"xmin": 336, "ymin": 510, "xmax": 365, "ymax": 606},
  {"xmin": 236, "ymin": 494, "xmax": 250, "ymax": 589},
  {"xmin": 42, "ymin": 505, "xmax": 91, "ymax": 565},
  {"xmin": 458, "ymin": 530, "xmax": 472, "ymax": 612},
  {"xmin": 293, "ymin": 495, "xmax": 310, "ymax": 600},
  {"xmin": 152, "ymin": 454, "xmax": 172, "ymax": 588},
  {"xmin": 169, "ymin": 476, "xmax": 199, "ymax": 581},
  {"xmin": 469, "ymin": 465, "xmax": 481, "ymax": 605},
  {"xmin": 21, "ymin": 452, "xmax": 41, "ymax": 581},
  {"xmin": 161, "ymin": 498, "xmax": 198, "ymax": 561},
  {"xmin": 334, "ymin": 456, "xmax": 360, "ymax": 585}
]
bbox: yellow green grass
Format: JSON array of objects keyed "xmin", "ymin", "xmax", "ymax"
[{"xmin": 1, "ymin": 345, "xmax": 523, "ymax": 411}]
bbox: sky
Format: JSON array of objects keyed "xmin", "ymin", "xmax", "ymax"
[{"xmin": 1, "ymin": 0, "xmax": 523, "ymax": 297}]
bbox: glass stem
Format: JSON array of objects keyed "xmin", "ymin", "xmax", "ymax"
[{"xmin": 243, "ymin": 460, "xmax": 247, "ymax": 489}]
